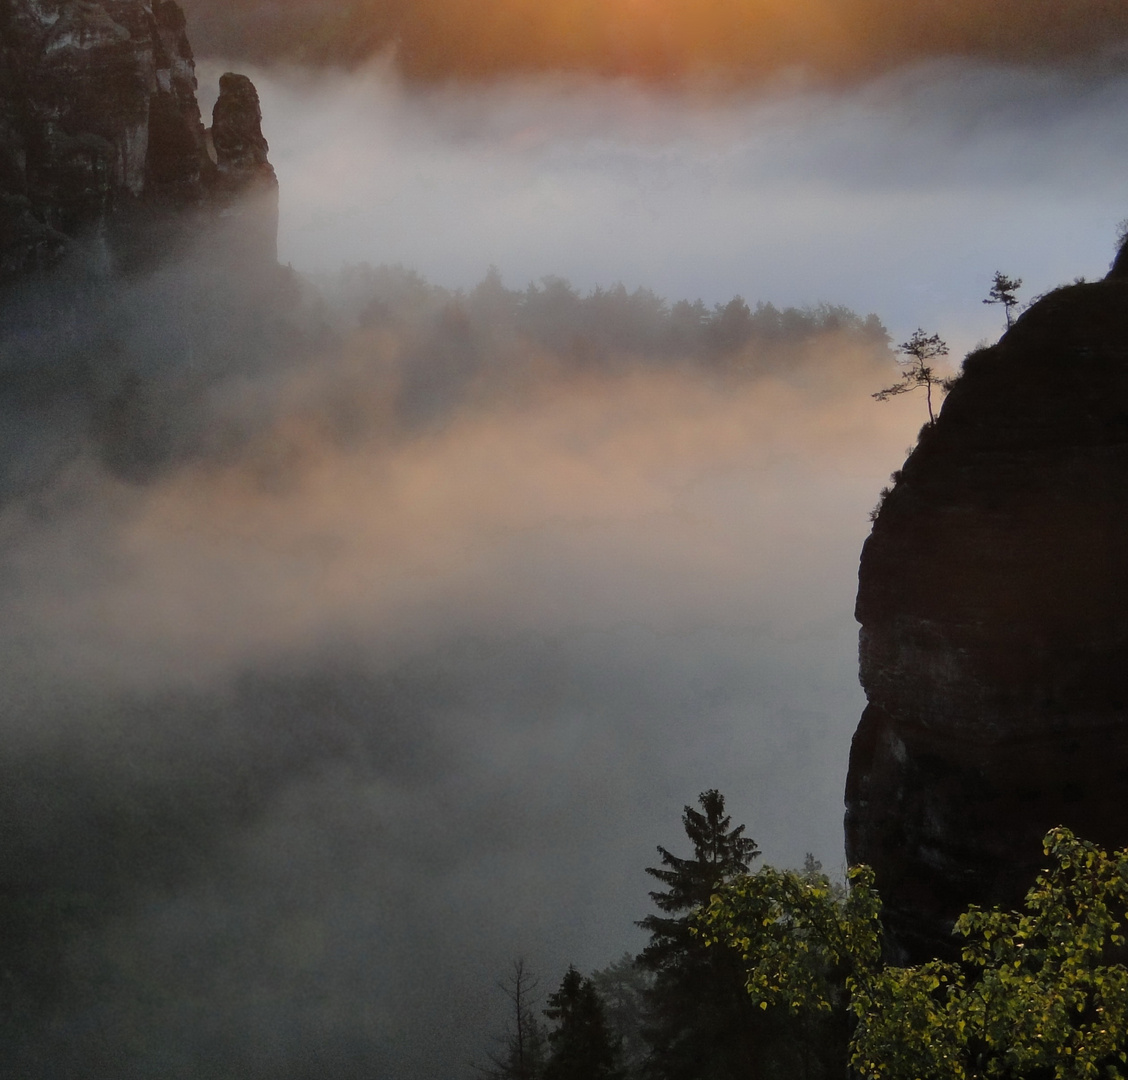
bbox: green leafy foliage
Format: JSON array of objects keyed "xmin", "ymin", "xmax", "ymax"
[
  {"xmin": 700, "ymin": 863, "xmax": 877, "ymax": 1017},
  {"xmin": 700, "ymin": 828, "xmax": 1128, "ymax": 1080}
]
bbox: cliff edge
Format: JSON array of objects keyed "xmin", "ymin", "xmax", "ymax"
[{"xmin": 846, "ymin": 259, "xmax": 1128, "ymax": 960}]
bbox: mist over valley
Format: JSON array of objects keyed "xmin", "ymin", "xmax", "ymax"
[{"xmin": 3, "ymin": 2, "xmax": 1128, "ymax": 1076}]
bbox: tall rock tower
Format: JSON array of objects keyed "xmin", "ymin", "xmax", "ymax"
[
  {"xmin": 846, "ymin": 258, "xmax": 1128, "ymax": 961},
  {"xmin": 209, "ymin": 71, "xmax": 278, "ymax": 265},
  {"xmin": 0, "ymin": 0, "xmax": 286, "ymax": 493}
]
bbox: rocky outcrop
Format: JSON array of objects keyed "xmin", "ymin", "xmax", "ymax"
[
  {"xmin": 209, "ymin": 71, "xmax": 277, "ymax": 264},
  {"xmin": 0, "ymin": 0, "xmax": 274, "ymax": 278},
  {"xmin": 846, "ymin": 264, "xmax": 1128, "ymax": 961}
]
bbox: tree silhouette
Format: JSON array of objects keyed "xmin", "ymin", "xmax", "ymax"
[
  {"xmin": 983, "ymin": 270, "xmax": 1023, "ymax": 329},
  {"xmin": 873, "ymin": 329, "xmax": 950, "ymax": 425},
  {"xmin": 638, "ymin": 790, "xmax": 762, "ymax": 1080},
  {"xmin": 591, "ymin": 954, "xmax": 652, "ymax": 1076},
  {"xmin": 543, "ymin": 966, "xmax": 624, "ymax": 1080},
  {"xmin": 480, "ymin": 959, "xmax": 547, "ymax": 1080}
]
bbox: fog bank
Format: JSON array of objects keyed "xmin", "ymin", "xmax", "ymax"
[
  {"xmin": 0, "ymin": 255, "xmax": 923, "ymax": 1077},
  {"xmin": 7, "ymin": 34, "xmax": 1127, "ymax": 1079}
]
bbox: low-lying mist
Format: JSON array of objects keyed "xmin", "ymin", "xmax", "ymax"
[{"xmin": 0, "ymin": 243, "xmax": 926, "ymax": 1077}]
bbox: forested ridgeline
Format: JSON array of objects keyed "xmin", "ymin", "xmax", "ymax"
[
  {"xmin": 0, "ymin": 258, "xmax": 887, "ymax": 503},
  {"xmin": 315, "ymin": 263, "xmax": 889, "ymax": 382}
]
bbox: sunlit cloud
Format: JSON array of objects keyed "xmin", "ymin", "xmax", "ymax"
[{"xmin": 181, "ymin": 0, "xmax": 1128, "ymax": 84}]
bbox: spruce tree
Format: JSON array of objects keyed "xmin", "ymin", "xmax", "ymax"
[
  {"xmin": 591, "ymin": 954, "xmax": 653, "ymax": 1077},
  {"xmin": 543, "ymin": 966, "xmax": 624, "ymax": 1080},
  {"xmin": 637, "ymin": 790, "xmax": 762, "ymax": 1080}
]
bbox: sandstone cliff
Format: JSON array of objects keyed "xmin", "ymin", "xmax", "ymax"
[
  {"xmin": 209, "ymin": 71, "xmax": 277, "ymax": 264},
  {"xmin": 846, "ymin": 258, "xmax": 1128, "ymax": 960},
  {"xmin": 0, "ymin": 0, "xmax": 275, "ymax": 278},
  {"xmin": 0, "ymin": 0, "xmax": 291, "ymax": 496}
]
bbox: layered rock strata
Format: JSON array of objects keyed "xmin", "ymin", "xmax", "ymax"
[
  {"xmin": 0, "ymin": 0, "xmax": 274, "ymax": 278},
  {"xmin": 846, "ymin": 261, "xmax": 1128, "ymax": 961}
]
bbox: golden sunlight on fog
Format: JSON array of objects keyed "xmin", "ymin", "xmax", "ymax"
[
  {"xmin": 182, "ymin": 0, "xmax": 1128, "ymax": 84},
  {"xmin": 7, "ymin": 335, "xmax": 923, "ymax": 692}
]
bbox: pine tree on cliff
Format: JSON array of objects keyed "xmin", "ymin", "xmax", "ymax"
[
  {"xmin": 983, "ymin": 270, "xmax": 1022, "ymax": 329},
  {"xmin": 872, "ymin": 328, "xmax": 950, "ymax": 425},
  {"xmin": 637, "ymin": 790, "xmax": 763, "ymax": 1080}
]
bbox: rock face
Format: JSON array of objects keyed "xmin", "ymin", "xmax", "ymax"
[
  {"xmin": 209, "ymin": 71, "xmax": 278, "ymax": 264},
  {"xmin": 846, "ymin": 262, "xmax": 1128, "ymax": 961},
  {"xmin": 0, "ymin": 0, "xmax": 274, "ymax": 278}
]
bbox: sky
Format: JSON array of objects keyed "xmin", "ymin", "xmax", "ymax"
[
  {"xmin": 179, "ymin": 0, "xmax": 1128, "ymax": 81},
  {"xmin": 4, "ymin": 2, "xmax": 1128, "ymax": 1077}
]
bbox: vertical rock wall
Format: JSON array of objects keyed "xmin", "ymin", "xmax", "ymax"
[
  {"xmin": 846, "ymin": 266, "xmax": 1128, "ymax": 960},
  {"xmin": 0, "ymin": 0, "xmax": 273, "ymax": 278},
  {"xmin": 210, "ymin": 70, "xmax": 278, "ymax": 265}
]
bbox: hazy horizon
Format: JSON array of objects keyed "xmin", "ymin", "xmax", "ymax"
[{"xmin": 192, "ymin": 55, "xmax": 1128, "ymax": 360}]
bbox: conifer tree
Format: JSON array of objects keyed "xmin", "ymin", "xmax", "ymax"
[
  {"xmin": 872, "ymin": 329, "xmax": 949, "ymax": 425},
  {"xmin": 592, "ymin": 954, "xmax": 653, "ymax": 1077},
  {"xmin": 983, "ymin": 270, "xmax": 1023, "ymax": 329},
  {"xmin": 543, "ymin": 966, "xmax": 624, "ymax": 1080},
  {"xmin": 637, "ymin": 790, "xmax": 763, "ymax": 1080}
]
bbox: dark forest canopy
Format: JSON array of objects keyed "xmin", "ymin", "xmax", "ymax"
[{"xmin": 179, "ymin": 0, "xmax": 1128, "ymax": 83}]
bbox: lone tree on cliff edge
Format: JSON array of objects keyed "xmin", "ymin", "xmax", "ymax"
[
  {"xmin": 983, "ymin": 270, "xmax": 1023, "ymax": 329},
  {"xmin": 873, "ymin": 329, "xmax": 950, "ymax": 425}
]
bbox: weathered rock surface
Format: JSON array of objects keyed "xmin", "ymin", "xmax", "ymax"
[
  {"xmin": 0, "ymin": 0, "xmax": 274, "ymax": 278},
  {"xmin": 846, "ymin": 264, "xmax": 1128, "ymax": 961}
]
